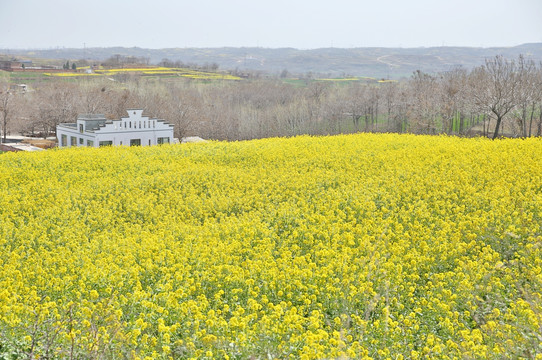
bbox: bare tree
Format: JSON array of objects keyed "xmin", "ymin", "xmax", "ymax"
[
  {"xmin": 102, "ymin": 88, "xmax": 135, "ymax": 120},
  {"xmin": 165, "ymin": 86, "xmax": 200, "ymax": 139},
  {"xmin": 438, "ymin": 67, "xmax": 468, "ymax": 134},
  {"xmin": 381, "ymin": 81, "xmax": 398, "ymax": 131},
  {"xmin": 342, "ymin": 84, "xmax": 365, "ymax": 130},
  {"xmin": 305, "ymin": 81, "xmax": 329, "ymax": 125},
  {"xmin": 470, "ymin": 56, "xmax": 521, "ymax": 139},
  {"xmin": 33, "ymin": 82, "xmax": 81, "ymax": 137},
  {"xmin": 79, "ymin": 81, "xmax": 109, "ymax": 115},
  {"xmin": 536, "ymin": 65, "xmax": 542, "ymax": 136},
  {"xmin": 366, "ymin": 85, "xmax": 380, "ymax": 131},
  {"xmin": 513, "ymin": 56, "xmax": 539, "ymax": 137},
  {"xmin": 408, "ymin": 70, "xmax": 439, "ymax": 134},
  {"xmin": 392, "ymin": 85, "xmax": 410, "ymax": 133},
  {"xmin": 0, "ymin": 81, "xmax": 12, "ymax": 142}
]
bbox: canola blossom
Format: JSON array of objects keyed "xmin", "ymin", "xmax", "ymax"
[
  {"xmin": 0, "ymin": 134, "xmax": 541, "ymax": 359},
  {"xmin": 44, "ymin": 67, "xmax": 241, "ymax": 80}
]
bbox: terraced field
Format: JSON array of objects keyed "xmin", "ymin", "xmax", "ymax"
[{"xmin": 42, "ymin": 66, "xmax": 241, "ymax": 81}]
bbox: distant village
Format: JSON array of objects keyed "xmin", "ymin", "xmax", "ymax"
[{"xmin": 1, "ymin": 59, "xmax": 83, "ymax": 73}]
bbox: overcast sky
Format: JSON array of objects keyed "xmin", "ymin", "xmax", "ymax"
[{"xmin": 1, "ymin": 0, "xmax": 541, "ymax": 49}]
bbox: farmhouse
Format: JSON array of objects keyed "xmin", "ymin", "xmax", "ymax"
[
  {"xmin": 57, "ymin": 109, "xmax": 174, "ymax": 148},
  {"xmin": 0, "ymin": 60, "xmax": 22, "ymax": 71}
]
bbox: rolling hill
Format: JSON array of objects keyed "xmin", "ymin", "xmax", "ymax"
[{"xmin": 3, "ymin": 43, "xmax": 542, "ymax": 78}]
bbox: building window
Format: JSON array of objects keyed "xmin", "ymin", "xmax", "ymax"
[
  {"xmin": 70, "ymin": 136, "xmax": 77, "ymax": 146},
  {"xmin": 79, "ymin": 124, "xmax": 84, "ymax": 133},
  {"xmin": 99, "ymin": 141, "xmax": 113, "ymax": 147},
  {"xmin": 129, "ymin": 121, "xmax": 132, "ymax": 128},
  {"xmin": 157, "ymin": 137, "xmax": 170, "ymax": 144},
  {"xmin": 149, "ymin": 139, "xmax": 151, "ymax": 146},
  {"xmin": 79, "ymin": 138, "xmax": 84, "ymax": 145},
  {"xmin": 130, "ymin": 139, "xmax": 141, "ymax": 146},
  {"xmin": 61, "ymin": 134, "xmax": 67, "ymax": 147},
  {"xmin": 139, "ymin": 121, "xmax": 141, "ymax": 129},
  {"xmin": 87, "ymin": 140, "xmax": 94, "ymax": 147}
]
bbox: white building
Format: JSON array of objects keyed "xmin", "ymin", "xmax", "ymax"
[{"xmin": 57, "ymin": 109, "xmax": 174, "ymax": 148}]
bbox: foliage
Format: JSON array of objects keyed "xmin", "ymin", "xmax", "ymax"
[{"xmin": 1, "ymin": 134, "xmax": 542, "ymax": 359}]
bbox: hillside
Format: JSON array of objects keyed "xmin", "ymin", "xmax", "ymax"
[
  {"xmin": 4, "ymin": 43, "xmax": 542, "ymax": 78},
  {"xmin": 1, "ymin": 134, "xmax": 541, "ymax": 358}
]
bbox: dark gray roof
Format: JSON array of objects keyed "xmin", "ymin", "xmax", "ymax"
[{"xmin": 77, "ymin": 114, "xmax": 106, "ymax": 120}]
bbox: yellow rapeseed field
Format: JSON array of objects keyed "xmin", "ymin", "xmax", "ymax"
[
  {"xmin": 44, "ymin": 67, "xmax": 241, "ymax": 81},
  {"xmin": 0, "ymin": 134, "xmax": 541, "ymax": 359}
]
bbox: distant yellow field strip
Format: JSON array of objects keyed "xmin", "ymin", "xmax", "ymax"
[{"xmin": 44, "ymin": 66, "xmax": 242, "ymax": 80}]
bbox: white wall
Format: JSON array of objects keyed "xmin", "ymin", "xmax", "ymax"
[{"xmin": 57, "ymin": 110, "xmax": 174, "ymax": 148}]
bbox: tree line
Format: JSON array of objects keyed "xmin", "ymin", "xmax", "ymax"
[{"xmin": 1, "ymin": 55, "xmax": 542, "ymax": 143}]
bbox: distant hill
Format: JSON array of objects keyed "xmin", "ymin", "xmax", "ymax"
[{"xmin": 3, "ymin": 43, "xmax": 542, "ymax": 79}]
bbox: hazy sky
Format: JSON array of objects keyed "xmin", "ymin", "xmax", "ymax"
[{"xmin": 1, "ymin": 0, "xmax": 541, "ymax": 49}]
